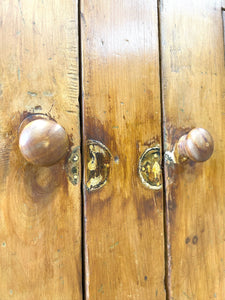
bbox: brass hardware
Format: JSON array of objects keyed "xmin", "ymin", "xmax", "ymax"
[
  {"xmin": 138, "ymin": 147, "xmax": 162, "ymax": 190},
  {"xmin": 85, "ymin": 140, "xmax": 112, "ymax": 192},
  {"xmin": 66, "ymin": 146, "xmax": 80, "ymax": 185}
]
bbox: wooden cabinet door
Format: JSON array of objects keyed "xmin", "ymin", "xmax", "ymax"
[
  {"xmin": 1, "ymin": 0, "xmax": 225, "ymax": 299},
  {"xmin": 160, "ymin": 0, "xmax": 225, "ymax": 299},
  {"xmin": 0, "ymin": 1, "xmax": 82, "ymax": 299},
  {"xmin": 80, "ymin": 0, "xmax": 165, "ymax": 299}
]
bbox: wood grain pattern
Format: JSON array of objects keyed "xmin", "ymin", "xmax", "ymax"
[
  {"xmin": 160, "ymin": 0, "xmax": 225, "ymax": 298},
  {"xmin": 175, "ymin": 128, "xmax": 214, "ymax": 162},
  {"xmin": 19, "ymin": 118, "xmax": 69, "ymax": 166},
  {"xmin": 81, "ymin": 0, "xmax": 165, "ymax": 299},
  {"xmin": 0, "ymin": 1, "xmax": 82, "ymax": 299}
]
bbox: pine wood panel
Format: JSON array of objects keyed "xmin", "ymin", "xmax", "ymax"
[
  {"xmin": 81, "ymin": 1, "xmax": 165, "ymax": 299},
  {"xmin": 0, "ymin": 1, "xmax": 82, "ymax": 299},
  {"xmin": 160, "ymin": 0, "xmax": 225, "ymax": 298}
]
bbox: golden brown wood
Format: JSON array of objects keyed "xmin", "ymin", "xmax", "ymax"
[
  {"xmin": 175, "ymin": 128, "xmax": 214, "ymax": 162},
  {"xmin": 19, "ymin": 117, "xmax": 69, "ymax": 166},
  {"xmin": 0, "ymin": 1, "xmax": 82, "ymax": 299},
  {"xmin": 81, "ymin": 0, "xmax": 165, "ymax": 299},
  {"xmin": 160, "ymin": 0, "xmax": 225, "ymax": 298}
]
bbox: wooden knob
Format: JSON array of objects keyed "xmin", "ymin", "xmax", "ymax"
[
  {"xmin": 176, "ymin": 128, "xmax": 214, "ymax": 162},
  {"xmin": 19, "ymin": 117, "xmax": 69, "ymax": 166}
]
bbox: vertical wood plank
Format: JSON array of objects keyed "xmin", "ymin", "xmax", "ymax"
[
  {"xmin": 160, "ymin": 0, "xmax": 225, "ymax": 298},
  {"xmin": 0, "ymin": 1, "xmax": 82, "ymax": 299},
  {"xmin": 81, "ymin": 1, "xmax": 166, "ymax": 299}
]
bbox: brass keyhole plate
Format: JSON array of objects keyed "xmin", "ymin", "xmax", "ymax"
[
  {"xmin": 85, "ymin": 140, "xmax": 112, "ymax": 192},
  {"xmin": 138, "ymin": 147, "xmax": 162, "ymax": 190}
]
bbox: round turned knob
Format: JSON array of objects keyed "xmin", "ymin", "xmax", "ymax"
[
  {"xmin": 176, "ymin": 128, "xmax": 214, "ymax": 162},
  {"xmin": 19, "ymin": 118, "xmax": 69, "ymax": 166}
]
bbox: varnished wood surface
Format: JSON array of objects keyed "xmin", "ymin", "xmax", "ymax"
[
  {"xmin": 19, "ymin": 118, "xmax": 69, "ymax": 166},
  {"xmin": 0, "ymin": 1, "xmax": 82, "ymax": 299},
  {"xmin": 160, "ymin": 0, "xmax": 225, "ymax": 298},
  {"xmin": 176, "ymin": 128, "xmax": 214, "ymax": 163},
  {"xmin": 81, "ymin": 0, "xmax": 165, "ymax": 299}
]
